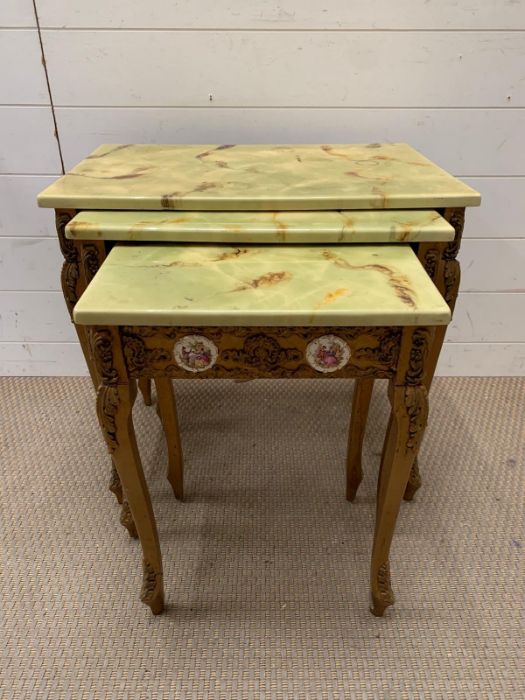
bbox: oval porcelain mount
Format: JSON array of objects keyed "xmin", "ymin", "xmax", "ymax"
[
  {"xmin": 173, "ymin": 334, "xmax": 218, "ymax": 373},
  {"xmin": 305, "ymin": 335, "xmax": 351, "ymax": 373}
]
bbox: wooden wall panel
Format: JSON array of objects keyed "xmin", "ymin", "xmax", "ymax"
[
  {"xmin": 55, "ymin": 107, "xmax": 525, "ymax": 176},
  {"xmin": 42, "ymin": 30, "xmax": 525, "ymax": 108},
  {"xmin": 36, "ymin": 0, "xmax": 525, "ymax": 30},
  {"xmin": 0, "ymin": 107, "xmax": 61, "ymax": 173},
  {"xmin": 0, "ymin": 30, "xmax": 49, "ymax": 104},
  {"xmin": 0, "ymin": 0, "xmax": 35, "ymax": 26},
  {"xmin": 0, "ymin": 176, "xmax": 57, "ymax": 237}
]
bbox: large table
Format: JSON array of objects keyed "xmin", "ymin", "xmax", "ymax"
[{"xmin": 38, "ymin": 143, "xmax": 481, "ymax": 502}]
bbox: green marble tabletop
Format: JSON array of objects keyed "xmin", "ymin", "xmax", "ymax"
[
  {"xmin": 73, "ymin": 244, "xmax": 451, "ymax": 327},
  {"xmin": 38, "ymin": 143, "xmax": 480, "ymax": 211},
  {"xmin": 65, "ymin": 209, "xmax": 454, "ymax": 244}
]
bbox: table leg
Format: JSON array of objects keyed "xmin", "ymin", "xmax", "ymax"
[
  {"xmin": 155, "ymin": 377, "xmax": 184, "ymax": 500},
  {"xmin": 348, "ymin": 208, "xmax": 464, "ymax": 503},
  {"xmin": 76, "ymin": 316, "xmax": 131, "ymax": 513},
  {"xmin": 138, "ymin": 378, "xmax": 153, "ymax": 406},
  {"xmin": 96, "ymin": 379, "xmax": 164, "ymax": 614},
  {"xmin": 346, "ymin": 377, "xmax": 374, "ymax": 501},
  {"xmin": 370, "ymin": 383, "xmax": 429, "ymax": 616}
]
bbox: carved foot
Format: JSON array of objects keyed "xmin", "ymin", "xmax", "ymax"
[
  {"xmin": 138, "ymin": 378, "xmax": 153, "ymax": 406},
  {"xmin": 346, "ymin": 471, "xmax": 362, "ymax": 502},
  {"xmin": 403, "ymin": 460, "xmax": 422, "ymax": 501},
  {"xmin": 109, "ymin": 464, "xmax": 123, "ymax": 504},
  {"xmin": 120, "ymin": 501, "xmax": 138, "ymax": 539},
  {"xmin": 141, "ymin": 559, "xmax": 164, "ymax": 614},
  {"xmin": 370, "ymin": 561, "xmax": 395, "ymax": 617}
]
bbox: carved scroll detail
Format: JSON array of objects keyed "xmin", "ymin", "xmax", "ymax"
[
  {"xmin": 56, "ymin": 212, "xmax": 79, "ymax": 303},
  {"xmin": 90, "ymin": 328, "xmax": 119, "ymax": 385},
  {"xmin": 222, "ymin": 333, "xmax": 302, "ymax": 370},
  {"xmin": 81, "ymin": 243, "xmax": 101, "ymax": 284},
  {"xmin": 444, "ymin": 208, "xmax": 465, "ymax": 260},
  {"xmin": 123, "ymin": 334, "xmax": 170, "ymax": 374},
  {"xmin": 55, "ymin": 210, "xmax": 77, "ymax": 263},
  {"xmin": 96, "ymin": 385, "xmax": 119, "ymax": 453},
  {"xmin": 405, "ymin": 328, "xmax": 432, "ymax": 386},
  {"xmin": 120, "ymin": 501, "xmax": 138, "ymax": 539},
  {"xmin": 121, "ymin": 326, "xmax": 401, "ymax": 379},
  {"xmin": 56, "ymin": 211, "xmax": 80, "ymax": 315},
  {"xmin": 140, "ymin": 559, "xmax": 163, "ymax": 613},
  {"xmin": 404, "ymin": 386, "xmax": 429, "ymax": 452},
  {"xmin": 443, "ymin": 259, "xmax": 461, "ymax": 309},
  {"xmin": 376, "ymin": 561, "xmax": 394, "ymax": 605},
  {"xmin": 439, "ymin": 207, "xmax": 465, "ymax": 312},
  {"xmin": 422, "ymin": 247, "xmax": 441, "ymax": 279},
  {"xmin": 109, "ymin": 464, "xmax": 123, "ymax": 504}
]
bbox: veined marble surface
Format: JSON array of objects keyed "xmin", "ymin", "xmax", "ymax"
[
  {"xmin": 73, "ymin": 244, "xmax": 451, "ymax": 327},
  {"xmin": 66, "ymin": 209, "xmax": 454, "ymax": 243},
  {"xmin": 38, "ymin": 143, "xmax": 480, "ymax": 211}
]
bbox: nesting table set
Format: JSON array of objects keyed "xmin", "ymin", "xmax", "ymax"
[{"xmin": 38, "ymin": 143, "xmax": 480, "ymax": 616}]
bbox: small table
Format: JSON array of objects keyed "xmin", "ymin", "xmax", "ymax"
[
  {"xmin": 37, "ymin": 144, "xmax": 480, "ymax": 501},
  {"xmin": 73, "ymin": 242, "xmax": 451, "ymax": 616}
]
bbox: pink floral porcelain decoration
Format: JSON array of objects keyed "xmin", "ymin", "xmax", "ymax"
[
  {"xmin": 305, "ymin": 335, "xmax": 351, "ymax": 373},
  {"xmin": 174, "ymin": 334, "xmax": 218, "ymax": 373}
]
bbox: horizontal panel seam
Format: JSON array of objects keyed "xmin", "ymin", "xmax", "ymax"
[{"xmin": 31, "ymin": 28, "xmax": 525, "ymax": 33}]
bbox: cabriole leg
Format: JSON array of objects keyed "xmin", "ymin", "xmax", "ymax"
[
  {"xmin": 370, "ymin": 384, "xmax": 429, "ymax": 617},
  {"xmin": 155, "ymin": 377, "xmax": 184, "ymax": 500},
  {"xmin": 138, "ymin": 377, "xmax": 153, "ymax": 406},
  {"xmin": 96, "ymin": 380, "xmax": 164, "ymax": 614},
  {"xmin": 346, "ymin": 378, "xmax": 374, "ymax": 501}
]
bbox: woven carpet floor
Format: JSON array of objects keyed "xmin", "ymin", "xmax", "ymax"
[{"xmin": 1, "ymin": 376, "xmax": 523, "ymax": 699}]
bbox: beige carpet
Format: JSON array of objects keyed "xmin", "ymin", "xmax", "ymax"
[{"xmin": 1, "ymin": 376, "xmax": 523, "ymax": 699}]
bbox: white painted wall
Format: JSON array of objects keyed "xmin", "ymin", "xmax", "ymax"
[{"xmin": 1, "ymin": 1, "xmax": 524, "ymax": 376}]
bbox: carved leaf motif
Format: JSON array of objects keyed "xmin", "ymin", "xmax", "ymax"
[
  {"xmin": 81, "ymin": 244, "xmax": 101, "ymax": 284},
  {"xmin": 91, "ymin": 328, "xmax": 119, "ymax": 385},
  {"xmin": 443, "ymin": 259, "xmax": 461, "ymax": 308},
  {"xmin": 376, "ymin": 561, "xmax": 394, "ymax": 604},
  {"xmin": 405, "ymin": 328, "xmax": 431, "ymax": 386},
  {"xmin": 120, "ymin": 501, "xmax": 138, "ymax": 538},
  {"xmin": 61, "ymin": 261, "xmax": 80, "ymax": 315},
  {"xmin": 108, "ymin": 464, "xmax": 123, "ymax": 503},
  {"xmin": 56, "ymin": 210, "xmax": 81, "ymax": 316},
  {"xmin": 140, "ymin": 559, "xmax": 161, "ymax": 605},
  {"xmin": 121, "ymin": 326, "xmax": 399, "ymax": 379},
  {"xmin": 404, "ymin": 386, "xmax": 429, "ymax": 451},
  {"xmin": 360, "ymin": 328, "xmax": 401, "ymax": 367},
  {"xmin": 55, "ymin": 210, "xmax": 77, "ymax": 263},
  {"xmin": 122, "ymin": 333, "xmax": 170, "ymax": 373},
  {"xmin": 222, "ymin": 333, "xmax": 302, "ymax": 370},
  {"xmin": 123, "ymin": 335, "xmax": 147, "ymax": 373},
  {"xmin": 423, "ymin": 247, "xmax": 440, "ymax": 279},
  {"xmin": 96, "ymin": 385, "xmax": 119, "ymax": 453},
  {"xmin": 444, "ymin": 208, "xmax": 465, "ymax": 261}
]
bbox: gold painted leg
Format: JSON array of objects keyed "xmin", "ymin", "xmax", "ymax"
[
  {"xmin": 96, "ymin": 381, "xmax": 164, "ymax": 614},
  {"xmin": 346, "ymin": 378, "xmax": 374, "ymax": 501},
  {"xmin": 155, "ymin": 377, "xmax": 184, "ymax": 501},
  {"xmin": 138, "ymin": 378, "xmax": 153, "ymax": 406},
  {"xmin": 76, "ymin": 323, "xmax": 126, "ymax": 506},
  {"xmin": 403, "ymin": 460, "xmax": 422, "ymax": 502},
  {"xmin": 370, "ymin": 384, "xmax": 428, "ymax": 617},
  {"xmin": 109, "ymin": 463, "xmax": 123, "ymax": 504},
  {"xmin": 401, "ymin": 323, "xmax": 446, "ymax": 502},
  {"xmin": 120, "ymin": 499, "xmax": 138, "ymax": 539},
  {"xmin": 75, "ymin": 324, "xmax": 99, "ymax": 390}
]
